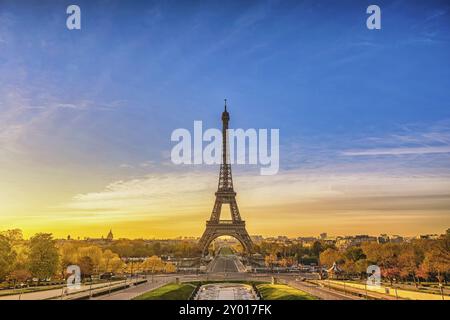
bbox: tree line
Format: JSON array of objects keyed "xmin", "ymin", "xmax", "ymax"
[
  {"xmin": 319, "ymin": 232, "xmax": 449, "ymax": 286},
  {"xmin": 0, "ymin": 230, "xmax": 177, "ymax": 286},
  {"xmin": 255, "ymin": 231, "xmax": 449, "ymax": 286}
]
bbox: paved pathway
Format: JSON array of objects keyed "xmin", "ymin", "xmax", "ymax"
[
  {"xmin": 0, "ymin": 280, "xmax": 126, "ymax": 300},
  {"xmin": 93, "ymin": 277, "xmax": 172, "ymax": 300}
]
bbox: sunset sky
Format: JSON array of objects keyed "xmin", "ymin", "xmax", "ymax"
[{"xmin": 1, "ymin": 0, "xmax": 450, "ymax": 239}]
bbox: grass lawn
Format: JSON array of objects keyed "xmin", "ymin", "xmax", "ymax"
[
  {"xmin": 133, "ymin": 283, "xmax": 196, "ymax": 300},
  {"xmin": 257, "ymin": 284, "xmax": 317, "ymax": 300}
]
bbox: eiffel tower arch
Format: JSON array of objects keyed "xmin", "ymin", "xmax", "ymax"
[{"xmin": 199, "ymin": 100, "xmax": 253, "ymax": 256}]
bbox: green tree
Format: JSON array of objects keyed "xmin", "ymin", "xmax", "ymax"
[
  {"xmin": 0, "ymin": 229, "xmax": 23, "ymax": 245},
  {"xmin": 0, "ymin": 234, "xmax": 17, "ymax": 280},
  {"xmin": 354, "ymin": 259, "xmax": 369, "ymax": 279},
  {"xmin": 344, "ymin": 247, "xmax": 366, "ymax": 262},
  {"xmin": 311, "ymin": 241, "xmax": 323, "ymax": 258},
  {"xmin": 28, "ymin": 233, "xmax": 59, "ymax": 281}
]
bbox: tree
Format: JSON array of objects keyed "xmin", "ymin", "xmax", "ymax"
[
  {"xmin": 59, "ymin": 242, "xmax": 78, "ymax": 276},
  {"xmin": 77, "ymin": 246, "xmax": 103, "ymax": 274},
  {"xmin": 279, "ymin": 258, "xmax": 289, "ymax": 268},
  {"xmin": 109, "ymin": 257, "xmax": 125, "ymax": 274},
  {"xmin": 101, "ymin": 249, "xmax": 116, "ymax": 273},
  {"xmin": 362, "ymin": 242, "xmax": 401, "ymax": 285},
  {"xmin": 341, "ymin": 247, "xmax": 366, "ymax": 276},
  {"xmin": 264, "ymin": 254, "xmax": 277, "ymax": 271},
  {"xmin": 0, "ymin": 235, "xmax": 17, "ymax": 280},
  {"xmin": 311, "ymin": 241, "xmax": 323, "ymax": 258},
  {"xmin": 78, "ymin": 256, "xmax": 94, "ymax": 279},
  {"xmin": 361, "ymin": 242, "xmax": 383, "ymax": 264},
  {"xmin": 354, "ymin": 259, "xmax": 369, "ymax": 279},
  {"xmin": 141, "ymin": 256, "xmax": 165, "ymax": 273},
  {"xmin": 344, "ymin": 247, "xmax": 366, "ymax": 262},
  {"xmin": 319, "ymin": 248, "xmax": 344, "ymax": 268},
  {"xmin": 398, "ymin": 243, "xmax": 423, "ymax": 287},
  {"xmin": 28, "ymin": 233, "xmax": 59, "ymax": 282},
  {"xmin": 420, "ymin": 240, "xmax": 450, "ymax": 286},
  {"xmin": 0, "ymin": 229, "xmax": 23, "ymax": 244},
  {"xmin": 9, "ymin": 269, "xmax": 31, "ymax": 286},
  {"xmin": 164, "ymin": 262, "xmax": 177, "ymax": 273}
]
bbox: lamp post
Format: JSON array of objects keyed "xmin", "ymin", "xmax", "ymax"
[
  {"xmin": 393, "ymin": 278, "xmax": 398, "ymax": 300},
  {"xmin": 343, "ymin": 279, "xmax": 347, "ymax": 296},
  {"xmin": 89, "ymin": 275, "xmax": 93, "ymax": 299},
  {"xmin": 364, "ymin": 282, "xmax": 368, "ymax": 300},
  {"xmin": 60, "ymin": 286, "xmax": 65, "ymax": 300},
  {"xmin": 439, "ymin": 283, "xmax": 445, "ymax": 300},
  {"xmin": 18, "ymin": 283, "xmax": 25, "ymax": 301}
]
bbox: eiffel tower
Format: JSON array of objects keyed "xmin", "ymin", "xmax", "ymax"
[{"xmin": 199, "ymin": 100, "xmax": 253, "ymax": 256}]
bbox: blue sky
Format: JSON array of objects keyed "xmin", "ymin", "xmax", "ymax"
[{"xmin": 0, "ymin": 0, "xmax": 449, "ymax": 238}]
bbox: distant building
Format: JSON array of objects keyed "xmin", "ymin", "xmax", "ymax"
[
  {"xmin": 320, "ymin": 233, "xmax": 327, "ymax": 240},
  {"xmin": 377, "ymin": 234, "xmax": 390, "ymax": 244},
  {"xmin": 85, "ymin": 229, "xmax": 114, "ymax": 244},
  {"xmin": 251, "ymin": 235, "xmax": 264, "ymax": 243},
  {"xmin": 377, "ymin": 234, "xmax": 404, "ymax": 243},
  {"xmin": 390, "ymin": 235, "xmax": 404, "ymax": 243},
  {"xmin": 297, "ymin": 237, "xmax": 317, "ymax": 247},
  {"xmin": 419, "ymin": 234, "xmax": 439, "ymax": 240},
  {"xmin": 336, "ymin": 235, "xmax": 377, "ymax": 249}
]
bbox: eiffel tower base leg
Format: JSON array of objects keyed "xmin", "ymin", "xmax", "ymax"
[{"xmin": 199, "ymin": 221, "xmax": 253, "ymax": 256}]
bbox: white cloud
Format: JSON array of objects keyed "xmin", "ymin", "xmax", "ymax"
[
  {"xmin": 342, "ymin": 146, "xmax": 450, "ymax": 156},
  {"xmin": 61, "ymin": 167, "xmax": 450, "ymax": 222},
  {"xmin": 342, "ymin": 121, "xmax": 450, "ymax": 157}
]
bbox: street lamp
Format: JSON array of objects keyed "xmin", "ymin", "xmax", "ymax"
[
  {"xmin": 18, "ymin": 283, "xmax": 25, "ymax": 301},
  {"xmin": 89, "ymin": 275, "xmax": 93, "ymax": 299},
  {"xmin": 393, "ymin": 278, "xmax": 398, "ymax": 300},
  {"xmin": 364, "ymin": 282, "xmax": 368, "ymax": 300},
  {"xmin": 439, "ymin": 283, "xmax": 445, "ymax": 301}
]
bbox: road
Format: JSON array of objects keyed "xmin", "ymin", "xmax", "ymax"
[
  {"xmin": 207, "ymin": 247, "xmax": 246, "ymax": 273},
  {"xmin": 208, "ymin": 255, "xmax": 240, "ymax": 273}
]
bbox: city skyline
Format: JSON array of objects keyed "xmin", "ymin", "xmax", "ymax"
[
  {"xmin": 18, "ymin": 228, "xmax": 445, "ymax": 241},
  {"xmin": 1, "ymin": 0, "xmax": 450, "ymax": 239}
]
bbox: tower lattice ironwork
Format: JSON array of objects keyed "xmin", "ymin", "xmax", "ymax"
[{"xmin": 199, "ymin": 100, "xmax": 253, "ymax": 256}]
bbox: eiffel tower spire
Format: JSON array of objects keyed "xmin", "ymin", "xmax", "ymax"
[
  {"xmin": 218, "ymin": 98, "xmax": 233, "ymax": 192},
  {"xmin": 199, "ymin": 100, "xmax": 253, "ymax": 256}
]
